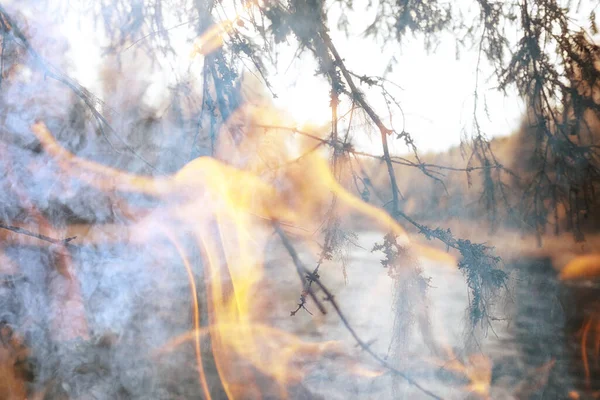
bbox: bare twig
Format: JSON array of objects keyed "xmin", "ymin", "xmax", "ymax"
[
  {"xmin": 273, "ymin": 221, "xmax": 327, "ymax": 315},
  {"xmin": 320, "ymin": 30, "xmax": 401, "ymax": 214},
  {"xmin": 0, "ymin": 223, "xmax": 76, "ymax": 245},
  {"xmin": 274, "ymin": 223, "xmax": 443, "ymax": 400},
  {"xmin": 123, "ymin": 16, "xmax": 202, "ymax": 52}
]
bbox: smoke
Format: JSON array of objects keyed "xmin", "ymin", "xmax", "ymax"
[
  {"xmin": 0, "ymin": 3, "xmax": 217, "ymax": 398},
  {"xmin": 2, "ymin": 1, "xmax": 599, "ymax": 399}
]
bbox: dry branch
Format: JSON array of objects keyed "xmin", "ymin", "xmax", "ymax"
[{"xmin": 274, "ymin": 222, "xmax": 444, "ymax": 400}]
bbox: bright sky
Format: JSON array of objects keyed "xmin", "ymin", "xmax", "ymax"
[
  {"xmin": 265, "ymin": 2, "xmax": 526, "ymax": 154},
  {"xmin": 263, "ymin": 1, "xmax": 597, "ymax": 154},
  {"xmin": 268, "ymin": 36, "xmax": 525, "ymax": 154},
  {"xmin": 28, "ymin": 0, "xmax": 596, "ymax": 154}
]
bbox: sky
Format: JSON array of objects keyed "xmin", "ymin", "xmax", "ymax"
[
  {"xmin": 263, "ymin": 2, "xmax": 526, "ymax": 154},
  {"xmin": 25, "ymin": 0, "xmax": 597, "ymax": 155},
  {"xmin": 268, "ymin": 36, "xmax": 525, "ymax": 154},
  {"xmin": 258, "ymin": 0, "xmax": 596, "ymax": 154}
]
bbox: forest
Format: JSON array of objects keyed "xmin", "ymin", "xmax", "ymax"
[{"xmin": 0, "ymin": 0, "xmax": 600, "ymax": 398}]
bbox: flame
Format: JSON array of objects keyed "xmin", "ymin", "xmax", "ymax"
[
  {"xmin": 576, "ymin": 312, "xmax": 600, "ymax": 389},
  {"xmin": 28, "ymin": 97, "xmax": 453, "ymax": 397},
  {"xmin": 560, "ymin": 254, "xmax": 600, "ymax": 280},
  {"xmin": 190, "ymin": 21, "xmax": 231, "ymax": 58},
  {"xmin": 557, "ymin": 253, "xmax": 600, "ymax": 395},
  {"xmin": 557, "ymin": 254, "xmax": 600, "ymax": 392},
  {"xmin": 190, "ymin": 9, "xmax": 253, "ymax": 58},
  {"xmin": 414, "ymin": 242, "xmax": 457, "ymax": 267},
  {"xmin": 434, "ymin": 347, "xmax": 492, "ymax": 399}
]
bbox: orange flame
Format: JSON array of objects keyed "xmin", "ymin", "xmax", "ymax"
[
  {"xmin": 577, "ymin": 313, "xmax": 600, "ymax": 389},
  {"xmin": 190, "ymin": 22, "xmax": 230, "ymax": 58},
  {"xmin": 29, "ymin": 99, "xmax": 454, "ymax": 397},
  {"xmin": 434, "ymin": 347, "xmax": 492, "ymax": 399},
  {"xmin": 190, "ymin": 13, "xmax": 250, "ymax": 58},
  {"xmin": 560, "ymin": 254, "xmax": 600, "ymax": 281}
]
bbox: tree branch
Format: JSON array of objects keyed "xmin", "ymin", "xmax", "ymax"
[{"xmin": 274, "ymin": 222, "xmax": 443, "ymax": 400}]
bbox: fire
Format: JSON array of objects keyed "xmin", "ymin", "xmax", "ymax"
[
  {"xmin": 433, "ymin": 347, "xmax": 492, "ymax": 399},
  {"xmin": 449, "ymin": 354, "xmax": 492, "ymax": 398},
  {"xmin": 560, "ymin": 254, "xmax": 600, "ymax": 280},
  {"xmin": 432, "ymin": 348, "xmax": 557, "ymax": 399},
  {"xmin": 581, "ymin": 317, "xmax": 596, "ymax": 386},
  {"xmin": 560, "ymin": 254, "xmax": 600, "ymax": 393},
  {"xmin": 190, "ymin": 22, "xmax": 229, "ymax": 58},
  {"xmin": 577, "ymin": 312, "xmax": 600, "ymax": 389},
  {"xmin": 30, "ymin": 107, "xmax": 448, "ymax": 397},
  {"xmin": 15, "ymin": 20, "xmax": 460, "ymax": 397}
]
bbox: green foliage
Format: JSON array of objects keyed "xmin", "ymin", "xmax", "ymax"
[
  {"xmin": 371, "ymin": 232, "xmax": 406, "ymax": 269},
  {"xmin": 455, "ymin": 239, "xmax": 506, "ymax": 325}
]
